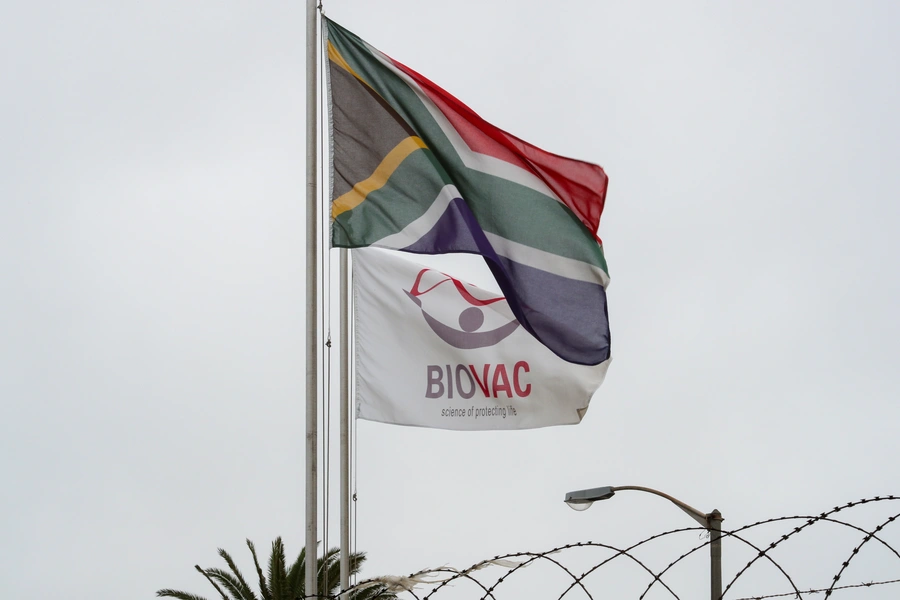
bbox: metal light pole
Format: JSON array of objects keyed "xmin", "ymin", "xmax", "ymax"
[{"xmin": 564, "ymin": 485, "xmax": 724, "ymax": 600}]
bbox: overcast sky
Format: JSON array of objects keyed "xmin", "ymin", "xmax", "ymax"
[{"xmin": 3, "ymin": 1, "xmax": 900, "ymax": 599}]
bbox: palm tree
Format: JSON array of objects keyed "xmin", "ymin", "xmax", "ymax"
[{"xmin": 157, "ymin": 538, "xmax": 397, "ymax": 600}]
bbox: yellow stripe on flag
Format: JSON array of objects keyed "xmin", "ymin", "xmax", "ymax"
[
  {"xmin": 332, "ymin": 136, "xmax": 428, "ymax": 219},
  {"xmin": 328, "ymin": 41, "xmax": 368, "ymax": 87}
]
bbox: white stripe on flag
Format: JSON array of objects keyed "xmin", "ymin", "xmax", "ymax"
[
  {"xmin": 483, "ymin": 231, "xmax": 610, "ymax": 288},
  {"xmin": 372, "ymin": 185, "xmax": 610, "ymax": 287},
  {"xmin": 371, "ymin": 184, "xmax": 459, "ymax": 249}
]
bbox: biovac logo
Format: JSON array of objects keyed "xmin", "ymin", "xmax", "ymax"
[
  {"xmin": 405, "ymin": 268, "xmax": 531, "ymax": 401},
  {"xmin": 404, "ymin": 268, "xmax": 519, "ymax": 349}
]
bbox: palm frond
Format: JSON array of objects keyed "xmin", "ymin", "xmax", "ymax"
[
  {"xmin": 206, "ymin": 567, "xmax": 258, "ymax": 600},
  {"xmin": 156, "ymin": 589, "xmax": 210, "ymax": 600},
  {"xmin": 217, "ymin": 548, "xmax": 258, "ymax": 600},
  {"xmin": 285, "ymin": 546, "xmax": 306, "ymax": 598},
  {"xmin": 317, "ymin": 547, "xmax": 341, "ymax": 596},
  {"xmin": 318, "ymin": 547, "xmax": 340, "ymax": 568},
  {"xmin": 247, "ymin": 539, "xmax": 272, "ymax": 600},
  {"xmin": 314, "ymin": 549, "xmax": 373, "ymax": 597},
  {"xmin": 348, "ymin": 551, "xmax": 368, "ymax": 576},
  {"xmin": 321, "ymin": 566, "xmax": 340, "ymax": 596},
  {"xmin": 267, "ymin": 537, "xmax": 288, "ymax": 600},
  {"xmin": 158, "ymin": 538, "xmax": 387, "ymax": 600},
  {"xmin": 195, "ymin": 565, "xmax": 230, "ymax": 600}
]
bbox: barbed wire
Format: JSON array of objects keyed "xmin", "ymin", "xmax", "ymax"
[
  {"xmin": 722, "ymin": 496, "xmax": 900, "ymax": 598},
  {"xmin": 307, "ymin": 495, "xmax": 900, "ymax": 600},
  {"xmin": 731, "ymin": 578, "xmax": 900, "ymax": 599}
]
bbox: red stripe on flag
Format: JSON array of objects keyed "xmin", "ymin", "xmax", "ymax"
[{"xmin": 387, "ymin": 56, "xmax": 608, "ymax": 239}]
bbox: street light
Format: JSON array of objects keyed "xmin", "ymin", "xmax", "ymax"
[{"xmin": 564, "ymin": 485, "xmax": 724, "ymax": 600}]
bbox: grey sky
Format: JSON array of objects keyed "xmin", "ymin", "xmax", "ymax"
[{"xmin": 2, "ymin": 1, "xmax": 899, "ymax": 598}]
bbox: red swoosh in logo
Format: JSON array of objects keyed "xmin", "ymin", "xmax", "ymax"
[{"xmin": 406, "ymin": 268, "xmax": 519, "ymax": 349}]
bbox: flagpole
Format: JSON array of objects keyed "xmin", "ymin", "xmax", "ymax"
[
  {"xmin": 339, "ymin": 248, "xmax": 351, "ymax": 598},
  {"xmin": 304, "ymin": 0, "xmax": 318, "ymax": 598}
]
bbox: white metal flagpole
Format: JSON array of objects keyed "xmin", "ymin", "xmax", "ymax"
[
  {"xmin": 339, "ymin": 249, "xmax": 351, "ymax": 598},
  {"xmin": 304, "ymin": 0, "xmax": 318, "ymax": 598}
]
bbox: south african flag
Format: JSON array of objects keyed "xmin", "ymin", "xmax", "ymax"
[{"xmin": 326, "ymin": 18, "xmax": 611, "ymax": 366}]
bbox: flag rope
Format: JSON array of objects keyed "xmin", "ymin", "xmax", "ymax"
[{"xmin": 350, "ymin": 253, "xmax": 358, "ymax": 586}]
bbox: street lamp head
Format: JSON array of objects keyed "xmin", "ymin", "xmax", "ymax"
[
  {"xmin": 564, "ymin": 486, "xmax": 615, "ymax": 511},
  {"xmin": 562, "ymin": 484, "xmax": 722, "ymax": 599}
]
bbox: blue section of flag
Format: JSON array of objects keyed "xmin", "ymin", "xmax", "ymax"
[{"xmin": 401, "ymin": 198, "xmax": 610, "ymax": 365}]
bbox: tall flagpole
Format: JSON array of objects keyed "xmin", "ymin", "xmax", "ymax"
[
  {"xmin": 304, "ymin": 0, "xmax": 318, "ymax": 598},
  {"xmin": 339, "ymin": 249, "xmax": 351, "ymax": 598}
]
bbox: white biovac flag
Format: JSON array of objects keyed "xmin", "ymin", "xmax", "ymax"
[{"xmin": 353, "ymin": 249, "xmax": 610, "ymax": 430}]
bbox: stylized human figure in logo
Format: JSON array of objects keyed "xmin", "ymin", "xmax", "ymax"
[{"xmin": 405, "ymin": 268, "xmax": 519, "ymax": 349}]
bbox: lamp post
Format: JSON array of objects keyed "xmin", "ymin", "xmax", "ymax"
[{"xmin": 564, "ymin": 485, "xmax": 724, "ymax": 600}]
